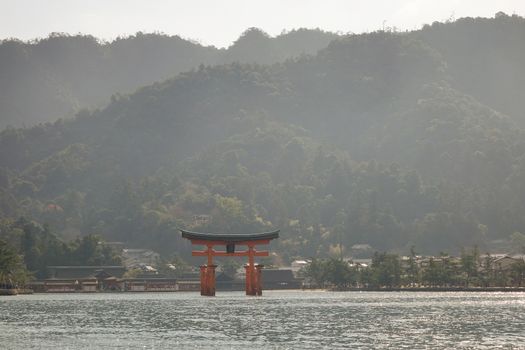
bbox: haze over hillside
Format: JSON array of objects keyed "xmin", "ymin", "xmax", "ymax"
[
  {"xmin": 0, "ymin": 28, "xmax": 337, "ymax": 128},
  {"xmin": 2, "ymin": 13, "xmax": 525, "ymax": 266}
]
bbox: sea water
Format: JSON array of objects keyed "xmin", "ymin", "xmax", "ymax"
[{"xmin": 1, "ymin": 291, "xmax": 524, "ymax": 349}]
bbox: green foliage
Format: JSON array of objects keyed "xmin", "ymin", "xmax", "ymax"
[
  {"xmin": 2, "ymin": 16, "xmax": 525, "ymax": 260},
  {"xmin": 0, "ymin": 218, "xmax": 122, "ymax": 279},
  {"xmin": 510, "ymin": 260, "xmax": 525, "ymax": 287},
  {"xmin": 460, "ymin": 247, "xmax": 480, "ymax": 287},
  {"xmin": 366, "ymin": 252, "xmax": 402, "ymax": 288},
  {"xmin": 220, "ymin": 259, "xmax": 241, "ymax": 277},
  {"xmin": 416, "ymin": 14, "xmax": 525, "ymax": 123},
  {"xmin": 220, "ymin": 28, "xmax": 337, "ymax": 65},
  {"xmin": 72, "ymin": 234, "xmax": 122, "ymax": 266},
  {"xmin": 303, "ymin": 249, "xmax": 525, "ymax": 289},
  {"xmin": 303, "ymin": 258, "xmax": 358, "ymax": 288},
  {"xmin": 0, "ymin": 29, "xmax": 336, "ymax": 128},
  {"xmin": 0, "ymin": 239, "xmax": 30, "ymax": 286},
  {"xmin": 510, "ymin": 232, "xmax": 525, "ymax": 253},
  {"xmin": 421, "ymin": 255, "xmax": 456, "ymax": 287}
]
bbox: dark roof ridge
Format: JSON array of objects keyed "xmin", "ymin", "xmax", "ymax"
[
  {"xmin": 47, "ymin": 265, "xmax": 125, "ymax": 268},
  {"xmin": 180, "ymin": 229, "xmax": 279, "ymax": 242}
]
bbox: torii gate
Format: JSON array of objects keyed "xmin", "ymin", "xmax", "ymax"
[{"xmin": 180, "ymin": 229, "xmax": 279, "ymax": 296}]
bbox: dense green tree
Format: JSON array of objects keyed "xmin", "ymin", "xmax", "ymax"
[
  {"xmin": 365, "ymin": 252, "xmax": 401, "ymax": 288},
  {"xmin": 71, "ymin": 234, "xmax": 121, "ymax": 266},
  {"xmin": 303, "ymin": 258, "xmax": 357, "ymax": 288},
  {"xmin": 0, "ymin": 218, "xmax": 122, "ymax": 278},
  {"xmin": 0, "ymin": 239, "xmax": 30, "ymax": 286},
  {"xmin": 510, "ymin": 260, "xmax": 525, "ymax": 287},
  {"xmin": 421, "ymin": 254, "xmax": 456, "ymax": 287},
  {"xmin": 404, "ymin": 246, "xmax": 420, "ymax": 286},
  {"xmin": 460, "ymin": 247, "xmax": 479, "ymax": 287}
]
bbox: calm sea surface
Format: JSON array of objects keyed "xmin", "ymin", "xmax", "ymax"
[{"xmin": 1, "ymin": 291, "xmax": 524, "ymax": 349}]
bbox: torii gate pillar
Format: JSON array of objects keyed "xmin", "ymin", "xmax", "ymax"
[
  {"xmin": 200, "ymin": 264, "xmax": 217, "ymax": 296},
  {"xmin": 245, "ymin": 263, "xmax": 264, "ymax": 296}
]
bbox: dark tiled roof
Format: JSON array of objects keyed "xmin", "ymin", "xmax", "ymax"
[
  {"xmin": 47, "ymin": 266, "xmax": 126, "ymax": 279},
  {"xmin": 180, "ymin": 229, "xmax": 279, "ymax": 242}
]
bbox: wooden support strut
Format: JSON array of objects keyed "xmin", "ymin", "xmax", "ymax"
[
  {"xmin": 206, "ymin": 264, "xmax": 216, "ymax": 296},
  {"xmin": 196, "ymin": 244, "xmax": 217, "ymax": 296},
  {"xmin": 200, "ymin": 264, "xmax": 217, "ymax": 296},
  {"xmin": 245, "ymin": 243, "xmax": 258, "ymax": 296},
  {"xmin": 193, "ymin": 241, "xmax": 268, "ymax": 296},
  {"xmin": 255, "ymin": 264, "xmax": 264, "ymax": 296},
  {"xmin": 207, "ymin": 244, "xmax": 213, "ymax": 266},
  {"xmin": 199, "ymin": 265, "xmax": 207, "ymax": 296},
  {"xmin": 191, "ymin": 241, "xmax": 269, "ymax": 295}
]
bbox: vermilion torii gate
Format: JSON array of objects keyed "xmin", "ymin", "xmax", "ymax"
[{"xmin": 180, "ymin": 229, "xmax": 279, "ymax": 296}]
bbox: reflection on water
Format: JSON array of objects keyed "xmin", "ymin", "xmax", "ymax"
[{"xmin": 1, "ymin": 291, "xmax": 524, "ymax": 349}]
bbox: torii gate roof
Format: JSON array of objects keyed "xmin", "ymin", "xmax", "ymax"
[{"xmin": 180, "ymin": 229, "xmax": 279, "ymax": 242}]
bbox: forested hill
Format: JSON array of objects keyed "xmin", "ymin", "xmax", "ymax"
[
  {"xmin": 414, "ymin": 12, "xmax": 525, "ymax": 124},
  {"xmin": 0, "ymin": 28, "xmax": 337, "ymax": 128},
  {"xmin": 2, "ymin": 14, "xmax": 525, "ymax": 262},
  {"xmin": 3, "ymin": 14, "xmax": 525, "ymax": 130}
]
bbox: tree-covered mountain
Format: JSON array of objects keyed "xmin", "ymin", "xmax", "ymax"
[
  {"xmin": 414, "ymin": 12, "xmax": 525, "ymax": 124},
  {"xmin": 0, "ymin": 28, "xmax": 337, "ymax": 128},
  {"xmin": 2, "ymin": 14, "xmax": 525, "ymax": 265}
]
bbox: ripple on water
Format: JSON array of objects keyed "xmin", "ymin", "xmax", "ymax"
[{"xmin": 1, "ymin": 291, "xmax": 524, "ymax": 349}]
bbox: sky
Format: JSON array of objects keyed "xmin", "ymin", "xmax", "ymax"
[{"xmin": 1, "ymin": 0, "xmax": 524, "ymax": 48}]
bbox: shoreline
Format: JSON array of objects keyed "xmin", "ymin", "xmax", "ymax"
[
  {"xmin": 327, "ymin": 286, "xmax": 525, "ymax": 292},
  {"xmin": 0, "ymin": 288, "xmax": 33, "ymax": 296},
  {"xmin": 5, "ymin": 287, "xmax": 525, "ymax": 295}
]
